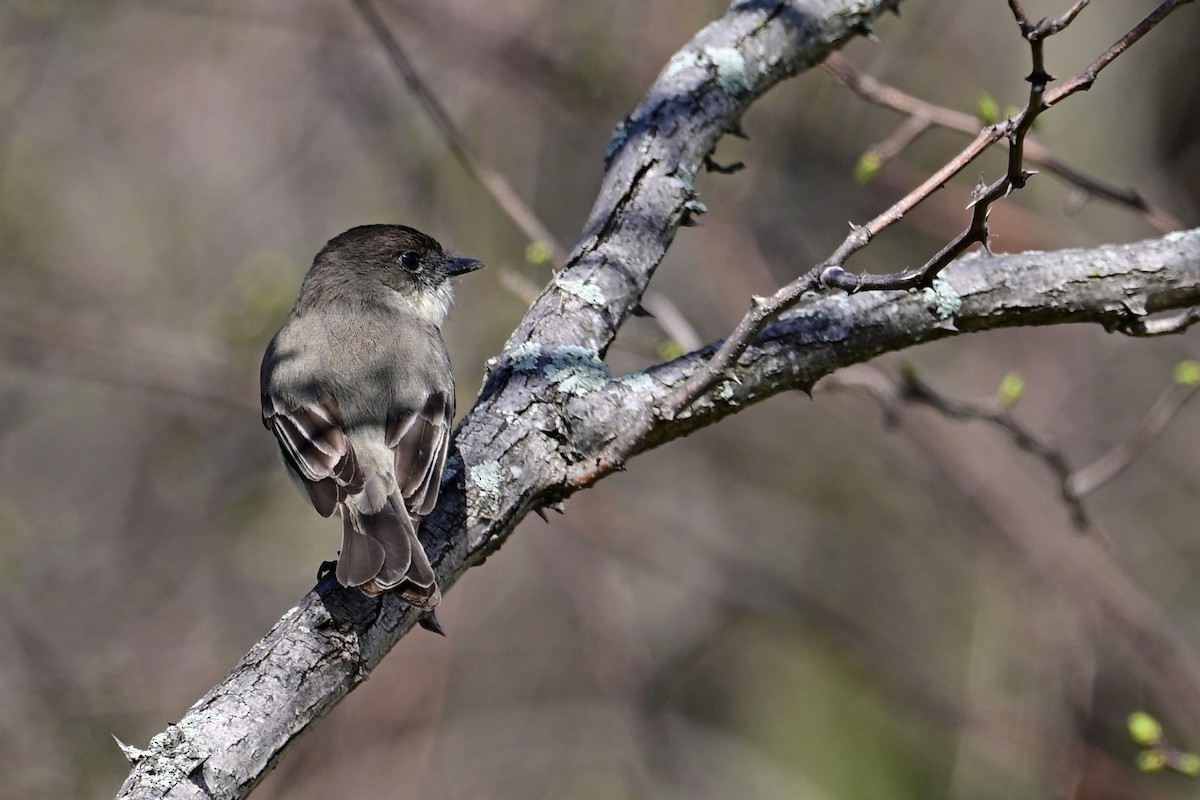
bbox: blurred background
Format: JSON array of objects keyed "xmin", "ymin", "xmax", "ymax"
[{"xmin": 2, "ymin": 1, "xmax": 1200, "ymax": 798}]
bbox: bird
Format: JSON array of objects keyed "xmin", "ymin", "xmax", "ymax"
[{"xmin": 260, "ymin": 224, "xmax": 483, "ymax": 609}]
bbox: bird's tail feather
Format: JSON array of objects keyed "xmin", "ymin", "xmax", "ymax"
[{"xmin": 337, "ymin": 497, "xmax": 441, "ymax": 608}]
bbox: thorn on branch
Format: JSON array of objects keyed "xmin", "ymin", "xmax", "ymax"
[
  {"xmin": 704, "ymin": 155, "xmax": 746, "ymax": 174},
  {"xmin": 113, "ymin": 735, "xmax": 148, "ymax": 765},
  {"xmin": 846, "ymin": 220, "xmax": 872, "ymax": 248},
  {"xmin": 1025, "ymin": 67, "xmax": 1055, "ymax": 90},
  {"xmin": 417, "ymin": 612, "xmax": 446, "ymax": 636},
  {"xmin": 980, "ymin": 224, "xmax": 994, "ymax": 255},
  {"xmin": 969, "ymin": 175, "xmax": 989, "ymax": 206}
]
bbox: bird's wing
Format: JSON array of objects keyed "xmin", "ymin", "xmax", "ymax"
[
  {"xmin": 263, "ymin": 396, "xmax": 365, "ymax": 517},
  {"xmin": 386, "ymin": 390, "xmax": 453, "ymax": 517}
]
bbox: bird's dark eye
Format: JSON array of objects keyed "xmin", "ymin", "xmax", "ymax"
[{"xmin": 399, "ymin": 251, "xmax": 421, "ymax": 271}]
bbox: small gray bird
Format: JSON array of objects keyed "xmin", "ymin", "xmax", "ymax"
[{"xmin": 260, "ymin": 225, "xmax": 483, "ymax": 608}]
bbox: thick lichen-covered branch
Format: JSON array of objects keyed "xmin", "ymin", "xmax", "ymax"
[
  {"xmin": 115, "ymin": 0, "xmax": 1200, "ymax": 796},
  {"xmin": 563, "ymin": 229, "xmax": 1200, "ymax": 485},
  {"xmin": 114, "ymin": 3, "xmax": 909, "ymax": 798}
]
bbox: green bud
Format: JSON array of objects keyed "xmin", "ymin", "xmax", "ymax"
[
  {"xmin": 855, "ymin": 152, "xmax": 882, "ymax": 185},
  {"xmin": 1129, "ymin": 711, "xmax": 1163, "ymax": 746},
  {"xmin": 976, "ymin": 94, "xmax": 1000, "ymax": 125},
  {"xmin": 525, "ymin": 241, "xmax": 554, "ymax": 267},
  {"xmin": 998, "ymin": 372, "xmax": 1025, "ymax": 407},
  {"xmin": 1137, "ymin": 750, "xmax": 1166, "ymax": 773},
  {"xmin": 1173, "ymin": 360, "xmax": 1200, "ymax": 386},
  {"xmin": 657, "ymin": 340, "xmax": 686, "ymax": 362}
]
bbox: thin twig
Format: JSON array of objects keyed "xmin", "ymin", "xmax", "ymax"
[
  {"xmin": 868, "ymin": 114, "xmax": 933, "ymax": 167},
  {"xmin": 351, "ymin": 0, "xmax": 705, "ymax": 355},
  {"xmin": 898, "ymin": 369, "xmax": 1091, "ymax": 530},
  {"xmin": 348, "ymin": 0, "xmax": 568, "ymax": 264},
  {"xmin": 822, "ymin": 53, "xmax": 1183, "ymax": 232},
  {"xmin": 640, "ymin": 292, "xmax": 703, "ymax": 352},
  {"xmin": 1118, "ymin": 307, "xmax": 1200, "ymax": 337},
  {"xmin": 824, "ymin": 363, "xmax": 1200, "ymax": 533},
  {"xmin": 1069, "ymin": 381, "xmax": 1200, "ymax": 497},
  {"xmin": 678, "ymin": 0, "xmax": 1190, "ymax": 417}
]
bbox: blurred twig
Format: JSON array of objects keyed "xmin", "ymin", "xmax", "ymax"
[
  {"xmin": 352, "ymin": 0, "xmax": 703, "ymax": 354},
  {"xmin": 0, "ymin": 295, "xmax": 255, "ymax": 411},
  {"xmin": 822, "ymin": 53, "xmax": 1184, "ymax": 233},
  {"xmin": 349, "ymin": 0, "xmax": 568, "ymax": 264},
  {"xmin": 898, "ymin": 369, "xmax": 1091, "ymax": 530},
  {"xmin": 640, "ymin": 292, "xmax": 703, "ymax": 353},
  {"xmin": 1117, "ymin": 306, "xmax": 1200, "ymax": 337},
  {"xmin": 1069, "ymin": 379, "xmax": 1200, "ymax": 497},
  {"xmin": 822, "ymin": 364, "xmax": 1200, "ymax": 532}
]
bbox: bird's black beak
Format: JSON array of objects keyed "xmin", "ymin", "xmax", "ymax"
[{"xmin": 446, "ymin": 257, "xmax": 485, "ymax": 276}]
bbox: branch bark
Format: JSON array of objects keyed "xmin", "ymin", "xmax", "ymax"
[{"xmin": 115, "ymin": 0, "xmax": 1200, "ymax": 795}]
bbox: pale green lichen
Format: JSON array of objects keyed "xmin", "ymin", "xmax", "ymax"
[
  {"xmin": 555, "ymin": 276, "xmax": 608, "ymax": 307},
  {"xmin": 504, "ymin": 344, "xmax": 610, "ymax": 396},
  {"xmin": 605, "ymin": 118, "xmax": 631, "ymax": 163},
  {"xmin": 923, "ymin": 277, "xmax": 962, "ymax": 322},
  {"xmin": 705, "ymin": 46, "xmax": 748, "ymax": 94},
  {"xmin": 130, "ymin": 724, "xmax": 208, "ymax": 789},
  {"xmin": 661, "ymin": 46, "xmax": 748, "ymax": 95},
  {"xmin": 616, "ymin": 372, "xmax": 656, "ymax": 394},
  {"xmin": 662, "ymin": 50, "xmax": 703, "ymax": 81},
  {"xmin": 544, "ymin": 347, "xmax": 611, "ymax": 397},
  {"xmin": 507, "ymin": 342, "xmax": 544, "ymax": 373},
  {"xmin": 467, "ymin": 461, "xmax": 505, "ymax": 521},
  {"xmin": 674, "ymin": 162, "xmax": 699, "ymax": 186}
]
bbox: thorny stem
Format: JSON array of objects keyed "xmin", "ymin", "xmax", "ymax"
[
  {"xmin": 899, "ymin": 370, "xmax": 1090, "ymax": 530},
  {"xmin": 566, "ymin": 0, "xmax": 1192, "ymax": 488},
  {"xmin": 826, "ymin": 363, "xmax": 1200, "ymax": 534},
  {"xmin": 823, "ymin": 53, "xmax": 1182, "ymax": 232},
  {"xmin": 686, "ymin": 0, "xmax": 1190, "ymax": 411}
]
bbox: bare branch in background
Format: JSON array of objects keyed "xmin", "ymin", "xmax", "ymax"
[
  {"xmin": 349, "ymin": 0, "xmax": 568, "ymax": 264},
  {"xmin": 822, "ymin": 53, "xmax": 1184, "ymax": 233},
  {"xmin": 823, "ymin": 362, "xmax": 1200, "ymax": 532},
  {"xmin": 1070, "ymin": 379, "xmax": 1200, "ymax": 498}
]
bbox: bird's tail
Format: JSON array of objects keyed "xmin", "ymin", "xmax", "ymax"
[{"xmin": 337, "ymin": 496, "xmax": 441, "ymax": 608}]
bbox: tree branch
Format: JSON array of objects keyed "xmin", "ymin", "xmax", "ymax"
[
  {"xmin": 114, "ymin": 0, "xmax": 1200, "ymax": 794},
  {"xmin": 114, "ymin": 1, "xmax": 907, "ymax": 797},
  {"xmin": 567, "ymin": 229, "xmax": 1200, "ymax": 476},
  {"xmin": 822, "ymin": 52, "xmax": 1184, "ymax": 232}
]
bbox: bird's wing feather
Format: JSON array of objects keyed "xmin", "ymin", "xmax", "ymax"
[
  {"xmin": 387, "ymin": 391, "xmax": 453, "ymax": 517},
  {"xmin": 264, "ymin": 397, "xmax": 365, "ymax": 517}
]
